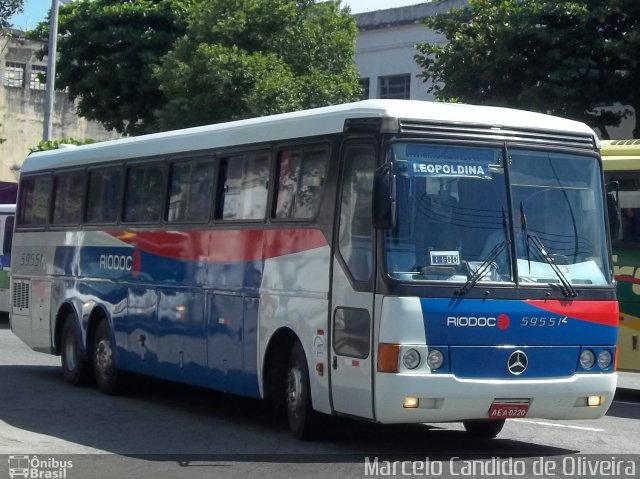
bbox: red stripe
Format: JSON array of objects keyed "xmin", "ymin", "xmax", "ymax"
[
  {"xmin": 524, "ymin": 300, "xmax": 619, "ymax": 327},
  {"xmin": 615, "ymin": 274, "xmax": 640, "ymax": 285},
  {"xmin": 107, "ymin": 229, "xmax": 328, "ymax": 262}
]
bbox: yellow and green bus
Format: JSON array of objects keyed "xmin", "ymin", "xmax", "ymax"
[{"xmin": 602, "ymin": 139, "xmax": 640, "ymax": 372}]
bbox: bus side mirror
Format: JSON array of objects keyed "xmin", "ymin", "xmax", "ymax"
[{"xmin": 373, "ymin": 163, "xmax": 396, "ymax": 230}]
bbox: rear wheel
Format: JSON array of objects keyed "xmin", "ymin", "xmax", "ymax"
[
  {"xmin": 286, "ymin": 341, "xmax": 321, "ymax": 440},
  {"xmin": 60, "ymin": 314, "xmax": 91, "ymax": 386},
  {"xmin": 93, "ymin": 319, "xmax": 126, "ymax": 395},
  {"xmin": 463, "ymin": 419, "xmax": 505, "ymax": 438}
]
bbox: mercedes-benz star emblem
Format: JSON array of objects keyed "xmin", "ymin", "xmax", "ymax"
[{"xmin": 507, "ymin": 350, "xmax": 528, "ymax": 375}]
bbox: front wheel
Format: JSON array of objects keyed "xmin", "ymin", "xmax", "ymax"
[
  {"xmin": 286, "ymin": 341, "xmax": 321, "ymax": 440},
  {"xmin": 60, "ymin": 314, "xmax": 91, "ymax": 386},
  {"xmin": 93, "ymin": 319, "xmax": 126, "ymax": 395},
  {"xmin": 462, "ymin": 419, "xmax": 505, "ymax": 438}
]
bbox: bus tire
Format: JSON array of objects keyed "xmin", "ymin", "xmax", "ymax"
[
  {"xmin": 93, "ymin": 319, "xmax": 125, "ymax": 395},
  {"xmin": 286, "ymin": 340, "xmax": 321, "ymax": 440},
  {"xmin": 60, "ymin": 314, "xmax": 91, "ymax": 386},
  {"xmin": 462, "ymin": 419, "xmax": 505, "ymax": 438}
]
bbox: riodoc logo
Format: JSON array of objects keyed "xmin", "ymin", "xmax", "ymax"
[{"xmin": 446, "ymin": 313, "xmax": 511, "ymax": 329}]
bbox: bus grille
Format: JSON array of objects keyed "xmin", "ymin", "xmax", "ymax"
[
  {"xmin": 12, "ymin": 280, "xmax": 30, "ymax": 310},
  {"xmin": 398, "ymin": 120, "xmax": 597, "ymax": 149}
]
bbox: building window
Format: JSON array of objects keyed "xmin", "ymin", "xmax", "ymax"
[
  {"xmin": 29, "ymin": 65, "xmax": 47, "ymax": 91},
  {"xmin": 378, "ymin": 74, "xmax": 411, "ymax": 100},
  {"xmin": 3, "ymin": 62, "xmax": 26, "ymax": 88},
  {"xmin": 359, "ymin": 78, "xmax": 370, "ymax": 100}
]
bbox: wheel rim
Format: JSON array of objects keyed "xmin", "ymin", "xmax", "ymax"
[
  {"xmin": 287, "ymin": 366, "xmax": 303, "ymax": 421},
  {"xmin": 63, "ymin": 334, "xmax": 78, "ymax": 372},
  {"xmin": 95, "ymin": 338, "xmax": 113, "ymax": 380}
]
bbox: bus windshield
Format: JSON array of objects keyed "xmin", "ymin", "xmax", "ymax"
[{"xmin": 385, "ymin": 142, "xmax": 612, "ymax": 287}]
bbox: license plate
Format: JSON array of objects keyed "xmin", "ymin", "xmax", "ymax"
[{"xmin": 488, "ymin": 403, "xmax": 529, "ymax": 418}]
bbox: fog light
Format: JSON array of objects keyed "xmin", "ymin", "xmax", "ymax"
[
  {"xmin": 427, "ymin": 349, "xmax": 444, "ymax": 370},
  {"xmin": 579, "ymin": 349, "xmax": 595, "ymax": 369},
  {"xmin": 587, "ymin": 395, "xmax": 602, "ymax": 407},
  {"xmin": 597, "ymin": 350, "xmax": 612, "ymax": 369},
  {"xmin": 403, "ymin": 396, "xmax": 419, "ymax": 408},
  {"xmin": 402, "ymin": 349, "xmax": 421, "ymax": 369}
]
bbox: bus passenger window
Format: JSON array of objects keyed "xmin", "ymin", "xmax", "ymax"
[
  {"xmin": 168, "ymin": 159, "xmax": 214, "ymax": 222},
  {"xmin": 52, "ymin": 171, "xmax": 84, "ymax": 225},
  {"xmin": 86, "ymin": 167, "xmax": 122, "ymax": 224},
  {"xmin": 611, "ymin": 175, "xmax": 640, "ymax": 244},
  {"xmin": 217, "ymin": 152, "xmax": 269, "ymax": 220},
  {"xmin": 18, "ymin": 175, "xmax": 52, "ymax": 226},
  {"xmin": 3, "ymin": 216, "xmax": 14, "ymax": 254},
  {"xmin": 274, "ymin": 145, "xmax": 328, "ymax": 220},
  {"xmin": 124, "ymin": 164, "xmax": 165, "ymax": 223}
]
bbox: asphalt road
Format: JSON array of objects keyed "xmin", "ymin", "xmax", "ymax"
[{"xmin": 1, "ymin": 316, "xmax": 639, "ymax": 478}]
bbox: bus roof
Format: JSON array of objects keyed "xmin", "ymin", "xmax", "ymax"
[
  {"xmin": 600, "ymin": 139, "xmax": 640, "ymax": 171},
  {"xmin": 20, "ymin": 99, "xmax": 598, "ymax": 174}
]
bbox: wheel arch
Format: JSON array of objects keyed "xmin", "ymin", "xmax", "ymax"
[
  {"xmin": 53, "ymin": 301, "xmax": 80, "ymax": 356},
  {"xmin": 85, "ymin": 305, "xmax": 112, "ymax": 361},
  {"xmin": 262, "ymin": 326, "xmax": 299, "ymax": 405}
]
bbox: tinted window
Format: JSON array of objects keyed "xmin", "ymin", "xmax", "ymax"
[
  {"xmin": 124, "ymin": 163, "xmax": 165, "ymax": 223},
  {"xmin": 338, "ymin": 144, "xmax": 375, "ymax": 282},
  {"xmin": 52, "ymin": 171, "xmax": 84, "ymax": 224},
  {"xmin": 19, "ymin": 175, "xmax": 52, "ymax": 226},
  {"xmin": 333, "ymin": 308, "xmax": 371, "ymax": 359},
  {"xmin": 3, "ymin": 216, "xmax": 14, "ymax": 254},
  {"xmin": 86, "ymin": 167, "xmax": 122, "ymax": 223},
  {"xmin": 167, "ymin": 159, "xmax": 215, "ymax": 222},
  {"xmin": 274, "ymin": 145, "xmax": 328, "ymax": 220},
  {"xmin": 217, "ymin": 152, "xmax": 269, "ymax": 220}
]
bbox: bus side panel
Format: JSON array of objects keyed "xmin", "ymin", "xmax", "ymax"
[
  {"xmin": 259, "ymin": 244, "xmax": 331, "ymax": 414},
  {"xmin": 613, "ymin": 248, "xmax": 640, "ymax": 372}
]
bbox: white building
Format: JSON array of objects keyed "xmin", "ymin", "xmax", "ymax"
[
  {"xmin": 354, "ymin": 1, "xmax": 467, "ymax": 101},
  {"xmin": 353, "ymin": 0, "xmax": 634, "ymax": 139}
]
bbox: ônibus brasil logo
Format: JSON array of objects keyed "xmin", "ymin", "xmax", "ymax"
[{"xmin": 446, "ymin": 313, "xmax": 510, "ymax": 330}]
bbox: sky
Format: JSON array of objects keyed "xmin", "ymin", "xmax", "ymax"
[{"xmin": 9, "ymin": 0, "xmax": 427, "ymax": 31}]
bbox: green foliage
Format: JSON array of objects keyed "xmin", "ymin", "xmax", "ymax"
[
  {"xmin": 31, "ymin": 0, "xmax": 192, "ymax": 136},
  {"xmin": 29, "ymin": 138, "xmax": 95, "ymax": 154},
  {"xmin": 415, "ymin": 0, "xmax": 640, "ymax": 138},
  {"xmin": 154, "ymin": 0, "xmax": 361, "ymax": 130},
  {"xmin": 0, "ymin": 0, "xmax": 23, "ymax": 28}
]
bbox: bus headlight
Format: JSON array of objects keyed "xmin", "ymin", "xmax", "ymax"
[
  {"xmin": 427, "ymin": 349, "xmax": 444, "ymax": 370},
  {"xmin": 597, "ymin": 350, "xmax": 612, "ymax": 369},
  {"xmin": 579, "ymin": 349, "xmax": 595, "ymax": 369},
  {"xmin": 402, "ymin": 349, "xmax": 421, "ymax": 369}
]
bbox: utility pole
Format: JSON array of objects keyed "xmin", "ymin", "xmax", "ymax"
[{"xmin": 43, "ymin": 0, "xmax": 61, "ymax": 141}]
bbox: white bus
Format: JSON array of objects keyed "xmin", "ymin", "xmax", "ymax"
[
  {"xmin": 10, "ymin": 100, "xmax": 617, "ymax": 439},
  {"xmin": 0, "ymin": 204, "xmax": 15, "ymax": 314}
]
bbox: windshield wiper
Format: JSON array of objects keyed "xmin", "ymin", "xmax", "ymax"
[
  {"xmin": 456, "ymin": 239, "xmax": 508, "ymax": 295},
  {"xmin": 520, "ymin": 202, "xmax": 577, "ymax": 298},
  {"xmin": 457, "ymin": 208, "xmax": 510, "ymax": 295}
]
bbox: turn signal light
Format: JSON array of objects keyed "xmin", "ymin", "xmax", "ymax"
[{"xmin": 378, "ymin": 343, "xmax": 400, "ymax": 373}]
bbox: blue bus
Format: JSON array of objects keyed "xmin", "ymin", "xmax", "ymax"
[{"xmin": 10, "ymin": 100, "xmax": 617, "ymax": 439}]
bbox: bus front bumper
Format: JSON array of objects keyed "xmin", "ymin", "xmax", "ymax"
[{"xmin": 374, "ymin": 372, "xmax": 617, "ymax": 424}]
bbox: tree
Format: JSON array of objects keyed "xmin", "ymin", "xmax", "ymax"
[
  {"xmin": 154, "ymin": 0, "xmax": 361, "ymax": 130},
  {"xmin": 0, "ymin": 0, "xmax": 23, "ymax": 28},
  {"xmin": 32, "ymin": 0, "xmax": 192, "ymax": 136},
  {"xmin": 415, "ymin": 0, "xmax": 640, "ymax": 138}
]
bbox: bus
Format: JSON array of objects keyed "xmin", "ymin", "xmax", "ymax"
[
  {"xmin": 601, "ymin": 139, "xmax": 640, "ymax": 373},
  {"xmin": 0, "ymin": 204, "xmax": 15, "ymax": 315},
  {"xmin": 10, "ymin": 100, "xmax": 618, "ymax": 439}
]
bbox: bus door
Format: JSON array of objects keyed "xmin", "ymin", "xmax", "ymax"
[{"xmin": 329, "ymin": 141, "xmax": 376, "ymax": 419}]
